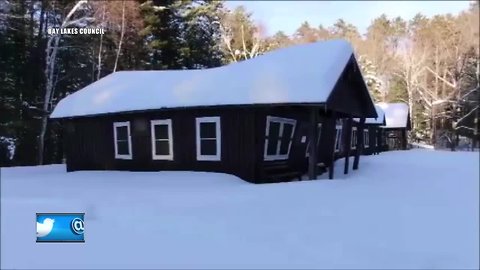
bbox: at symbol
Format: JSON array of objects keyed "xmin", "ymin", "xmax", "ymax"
[{"xmin": 71, "ymin": 218, "xmax": 84, "ymax": 235}]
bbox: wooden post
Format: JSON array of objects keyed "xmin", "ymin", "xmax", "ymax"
[
  {"xmin": 328, "ymin": 112, "xmax": 337, "ymax": 179},
  {"xmin": 343, "ymin": 118, "xmax": 352, "ymax": 174},
  {"xmin": 401, "ymin": 129, "xmax": 407, "ymax": 150},
  {"xmin": 353, "ymin": 117, "xmax": 365, "ymax": 170},
  {"xmin": 308, "ymin": 107, "xmax": 318, "ymax": 180}
]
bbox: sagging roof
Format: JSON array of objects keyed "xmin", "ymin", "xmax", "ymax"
[
  {"xmin": 378, "ymin": 102, "xmax": 410, "ymax": 129},
  {"xmin": 354, "ymin": 105, "xmax": 386, "ymax": 125},
  {"xmin": 50, "ymin": 39, "xmax": 375, "ymax": 119}
]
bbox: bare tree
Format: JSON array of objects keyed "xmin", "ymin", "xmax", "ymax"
[
  {"xmin": 216, "ymin": 7, "xmax": 267, "ymax": 63},
  {"xmin": 113, "ymin": 0, "xmax": 126, "ymax": 72},
  {"xmin": 394, "ymin": 39, "xmax": 428, "ymax": 138},
  {"xmin": 39, "ymin": 0, "xmax": 94, "ymax": 164},
  {"xmin": 94, "ymin": 0, "xmax": 143, "ymax": 74},
  {"xmin": 96, "ymin": 2, "xmax": 106, "ymax": 80},
  {"xmin": 216, "ymin": 21, "xmax": 265, "ymax": 63}
]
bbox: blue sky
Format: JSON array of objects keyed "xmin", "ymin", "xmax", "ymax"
[{"xmin": 224, "ymin": 1, "xmax": 472, "ymax": 36}]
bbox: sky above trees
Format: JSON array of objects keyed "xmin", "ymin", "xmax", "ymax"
[{"xmin": 225, "ymin": 1, "xmax": 472, "ymax": 35}]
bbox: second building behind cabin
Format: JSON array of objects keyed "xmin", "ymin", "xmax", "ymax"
[{"xmin": 378, "ymin": 102, "xmax": 411, "ymax": 151}]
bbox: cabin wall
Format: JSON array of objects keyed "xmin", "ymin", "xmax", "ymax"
[
  {"xmin": 64, "ymin": 107, "xmax": 257, "ymax": 182},
  {"xmin": 63, "ymin": 105, "xmax": 377, "ymax": 183},
  {"xmin": 331, "ymin": 121, "xmax": 384, "ymax": 157},
  {"xmin": 383, "ymin": 128, "xmax": 408, "ymax": 150},
  {"xmin": 252, "ymin": 106, "xmax": 334, "ymax": 183},
  {"xmin": 361, "ymin": 125, "xmax": 380, "ymax": 155}
]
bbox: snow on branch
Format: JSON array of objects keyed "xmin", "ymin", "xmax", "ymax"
[
  {"xmin": 0, "ymin": 136, "xmax": 16, "ymax": 160},
  {"xmin": 456, "ymin": 105, "xmax": 480, "ymax": 124}
]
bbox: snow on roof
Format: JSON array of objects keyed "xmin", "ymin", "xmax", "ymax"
[
  {"xmin": 50, "ymin": 39, "xmax": 354, "ymax": 118},
  {"xmin": 353, "ymin": 105, "xmax": 385, "ymax": 125},
  {"xmin": 377, "ymin": 102, "xmax": 410, "ymax": 128}
]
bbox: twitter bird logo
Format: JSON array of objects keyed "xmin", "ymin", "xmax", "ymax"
[{"xmin": 37, "ymin": 218, "xmax": 55, "ymax": 237}]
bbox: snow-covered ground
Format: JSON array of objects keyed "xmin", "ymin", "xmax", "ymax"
[{"xmin": 1, "ymin": 149, "xmax": 479, "ymax": 269}]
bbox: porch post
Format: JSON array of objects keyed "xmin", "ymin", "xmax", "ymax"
[
  {"xmin": 328, "ymin": 112, "xmax": 337, "ymax": 180},
  {"xmin": 308, "ymin": 107, "xmax": 319, "ymax": 180},
  {"xmin": 353, "ymin": 117, "xmax": 365, "ymax": 170},
  {"xmin": 343, "ymin": 118, "xmax": 352, "ymax": 174},
  {"xmin": 401, "ymin": 129, "xmax": 407, "ymax": 150}
]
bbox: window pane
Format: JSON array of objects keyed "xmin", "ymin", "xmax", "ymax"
[
  {"xmin": 266, "ymin": 138, "xmax": 278, "ymax": 155},
  {"xmin": 154, "ymin": 124, "xmax": 169, "ymax": 140},
  {"xmin": 282, "ymin": 124, "xmax": 293, "ymax": 139},
  {"xmin": 200, "ymin": 122, "xmax": 216, "ymax": 138},
  {"xmin": 279, "ymin": 138, "xmax": 290, "ymax": 155},
  {"xmin": 317, "ymin": 126, "xmax": 322, "ymax": 144},
  {"xmin": 200, "ymin": 139, "xmax": 217, "ymax": 155},
  {"xmin": 351, "ymin": 131, "xmax": 357, "ymax": 147},
  {"xmin": 267, "ymin": 122, "xmax": 280, "ymax": 139},
  {"xmin": 116, "ymin": 126, "xmax": 128, "ymax": 141},
  {"xmin": 279, "ymin": 123, "xmax": 294, "ymax": 155},
  {"xmin": 155, "ymin": 140, "xmax": 170, "ymax": 156},
  {"xmin": 335, "ymin": 129, "xmax": 342, "ymax": 150},
  {"xmin": 117, "ymin": 141, "xmax": 129, "ymax": 155}
]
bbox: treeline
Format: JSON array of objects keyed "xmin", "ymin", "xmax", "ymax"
[
  {"xmin": 267, "ymin": 3, "xmax": 479, "ymax": 149},
  {"xmin": 0, "ymin": 0, "xmax": 478, "ymax": 166}
]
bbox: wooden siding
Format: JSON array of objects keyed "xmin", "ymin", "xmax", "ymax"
[
  {"xmin": 252, "ymin": 106, "xmax": 338, "ymax": 183},
  {"xmin": 383, "ymin": 128, "xmax": 409, "ymax": 150},
  {"xmin": 326, "ymin": 57, "xmax": 377, "ymax": 118},
  {"xmin": 64, "ymin": 107, "xmax": 257, "ymax": 182}
]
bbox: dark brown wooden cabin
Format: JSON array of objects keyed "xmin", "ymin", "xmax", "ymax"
[
  {"xmin": 50, "ymin": 40, "xmax": 377, "ymax": 184},
  {"xmin": 377, "ymin": 103, "xmax": 411, "ymax": 151}
]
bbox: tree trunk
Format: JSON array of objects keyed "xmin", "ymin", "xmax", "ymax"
[
  {"xmin": 475, "ymin": 48, "xmax": 480, "ymax": 150},
  {"xmin": 39, "ymin": 33, "xmax": 60, "ymax": 165},
  {"xmin": 407, "ymin": 82, "xmax": 414, "ymax": 142},
  {"xmin": 96, "ymin": 2, "xmax": 106, "ymax": 80},
  {"xmin": 113, "ymin": 0, "xmax": 125, "ymax": 72}
]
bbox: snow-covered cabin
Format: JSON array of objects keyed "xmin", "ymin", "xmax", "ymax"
[
  {"xmin": 50, "ymin": 39, "xmax": 377, "ymax": 183},
  {"xmin": 378, "ymin": 102, "xmax": 411, "ymax": 150}
]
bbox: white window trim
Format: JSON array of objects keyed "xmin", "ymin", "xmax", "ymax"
[
  {"xmin": 334, "ymin": 125, "xmax": 343, "ymax": 152},
  {"xmin": 151, "ymin": 119, "xmax": 174, "ymax": 160},
  {"xmin": 351, "ymin": 127, "xmax": 358, "ymax": 150},
  {"xmin": 113, "ymin": 121, "xmax": 132, "ymax": 160},
  {"xmin": 306, "ymin": 123, "xmax": 322, "ymax": 157},
  {"xmin": 364, "ymin": 128, "xmax": 369, "ymax": 148},
  {"xmin": 196, "ymin": 116, "xmax": 221, "ymax": 161},
  {"xmin": 264, "ymin": 116, "xmax": 297, "ymax": 161}
]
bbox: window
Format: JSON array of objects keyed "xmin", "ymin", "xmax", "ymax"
[
  {"xmin": 334, "ymin": 125, "xmax": 343, "ymax": 152},
  {"xmin": 196, "ymin": 117, "xmax": 221, "ymax": 161},
  {"xmin": 306, "ymin": 123, "xmax": 322, "ymax": 157},
  {"xmin": 264, "ymin": 116, "xmax": 297, "ymax": 161},
  {"xmin": 151, "ymin": 119, "xmax": 173, "ymax": 160},
  {"xmin": 364, "ymin": 129, "xmax": 369, "ymax": 148},
  {"xmin": 113, "ymin": 121, "xmax": 132, "ymax": 159},
  {"xmin": 351, "ymin": 127, "xmax": 358, "ymax": 149}
]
